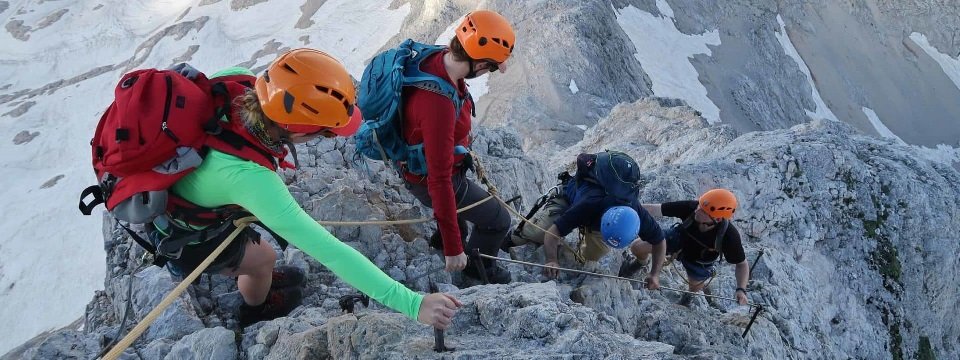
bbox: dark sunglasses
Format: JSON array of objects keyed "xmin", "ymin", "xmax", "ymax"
[{"xmin": 485, "ymin": 61, "xmax": 501, "ymax": 72}]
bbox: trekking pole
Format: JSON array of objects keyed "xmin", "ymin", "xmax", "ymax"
[
  {"xmin": 428, "ymin": 281, "xmax": 454, "ymax": 352},
  {"xmin": 101, "ymin": 216, "xmax": 256, "ymax": 360},
  {"xmin": 748, "ymin": 249, "xmax": 764, "ymax": 280},
  {"xmin": 742, "ymin": 304, "xmax": 763, "ymax": 338},
  {"xmin": 470, "ymin": 249, "xmax": 490, "ymax": 285}
]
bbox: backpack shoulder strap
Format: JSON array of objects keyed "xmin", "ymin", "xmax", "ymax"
[
  {"xmin": 401, "ymin": 42, "xmax": 466, "ymax": 114},
  {"xmin": 714, "ymin": 220, "xmax": 729, "ymax": 262}
]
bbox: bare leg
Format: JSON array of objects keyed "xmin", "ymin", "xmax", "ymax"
[
  {"xmin": 221, "ymin": 238, "xmax": 276, "ymax": 306},
  {"xmin": 628, "ymin": 240, "xmax": 652, "ymax": 262},
  {"xmin": 688, "ymin": 278, "xmax": 708, "ymax": 293}
]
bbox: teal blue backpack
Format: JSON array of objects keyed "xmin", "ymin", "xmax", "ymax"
[{"xmin": 354, "ymin": 39, "xmax": 471, "ymax": 175}]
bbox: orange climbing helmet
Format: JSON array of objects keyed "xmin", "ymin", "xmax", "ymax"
[
  {"xmin": 255, "ymin": 48, "xmax": 358, "ymax": 135},
  {"xmin": 455, "ymin": 10, "xmax": 516, "ymax": 63},
  {"xmin": 699, "ymin": 188, "xmax": 738, "ymax": 220}
]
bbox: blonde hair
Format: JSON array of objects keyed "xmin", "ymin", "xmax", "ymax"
[{"xmin": 235, "ymin": 88, "xmax": 269, "ymax": 128}]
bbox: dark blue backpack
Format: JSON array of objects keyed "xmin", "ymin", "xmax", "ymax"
[
  {"xmin": 354, "ymin": 39, "xmax": 470, "ymax": 175},
  {"xmin": 573, "ymin": 150, "xmax": 642, "ymax": 201}
]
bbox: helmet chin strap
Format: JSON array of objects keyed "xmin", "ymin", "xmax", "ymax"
[
  {"xmin": 465, "ymin": 58, "xmax": 479, "ymax": 79},
  {"xmin": 277, "ymin": 133, "xmax": 301, "ymax": 169}
]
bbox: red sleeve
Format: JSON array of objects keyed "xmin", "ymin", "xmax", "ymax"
[{"xmin": 407, "ymin": 90, "xmax": 463, "ymax": 256}]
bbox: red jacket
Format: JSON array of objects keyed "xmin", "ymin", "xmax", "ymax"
[{"xmin": 401, "ymin": 50, "xmax": 472, "ymax": 256}]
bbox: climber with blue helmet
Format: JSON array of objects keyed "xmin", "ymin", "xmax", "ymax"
[{"xmin": 504, "ymin": 151, "xmax": 667, "ymax": 289}]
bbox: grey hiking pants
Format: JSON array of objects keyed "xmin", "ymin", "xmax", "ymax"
[{"xmin": 405, "ymin": 170, "xmax": 511, "ymax": 263}]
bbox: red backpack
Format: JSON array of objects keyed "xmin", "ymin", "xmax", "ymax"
[{"xmin": 78, "ymin": 69, "xmax": 273, "ymax": 266}]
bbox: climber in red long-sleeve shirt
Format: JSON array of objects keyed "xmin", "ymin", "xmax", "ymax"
[{"xmin": 400, "ymin": 10, "xmax": 517, "ymax": 284}]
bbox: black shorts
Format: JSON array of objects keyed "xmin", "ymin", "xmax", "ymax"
[{"xmin": 164, "ymin": 225, "xmax": 260, "ymax": 278}]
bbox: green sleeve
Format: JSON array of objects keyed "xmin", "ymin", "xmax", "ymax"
[
  {"xmin": 209, "ymin": 66, "xmax": 255, "ymax": 78},
  {"xmin": 174, "ymin": 151, "xmax": 424, "ymax": 320}
]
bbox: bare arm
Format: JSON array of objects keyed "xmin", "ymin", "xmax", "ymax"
[
  {"xmin": 735, "ymin": 260, "xmax": 749, "ymax": 289},
  {"xmin": 649, "ymin": 240, "xmax": 666, "ymax": 276},
  {"xmin": 642, "ymin": 203, "xmax": 663, "ymax": 217},
  {"xmin": 734, "ymin": 260, "xmax": 750, "ymax": 305}
]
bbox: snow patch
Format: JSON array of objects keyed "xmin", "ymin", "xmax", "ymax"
[
  {"xmin": 0, "ymin": 0, "xmax": 410, "ymax": 353},
  {"xmin": 655, "ymin": 0, "xmax": 674, "ymax": 18},
  {"xmin": 436, "ymin": 14, "xmax": 490, "ymax": 102},
  {"xmin": 909, "ymin": 32, "xmax": 960, "ymax": 91},
  {"xmin": 863, "ymin": 106, "xmax": 960, "ymax": 166},
  {"xmin": 614, "ymin": 5, "xmax": 722, "ymax": 124},
  {"xmin": 575, "ymin": 125, "xmax": 588, "ymax": 131},
  {"xmin": 775, "ymin": 15, "xmax": 839, "ymax": 122},
  {"xmin": 862, "ymin": 107, "xmax": 904, "ymax": 143},
  {"xmin": 569, "ymin": 79, "xmax": 579, "ymax": 94}
]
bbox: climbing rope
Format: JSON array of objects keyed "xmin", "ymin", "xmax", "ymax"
[
  {"xmin": 314, "ymin": 194, "xmax": 493, "ymax": 226},
  {"xmin": 102, "ymin": 152, "xmax": 763, "ymax": 357},
  {"xmin": 466, "ymin": 151, "xmax": 586, "ymax": 263},
  {"xmin": 476, "ymin": 253, "xmax": 757, "ymax": 307}
]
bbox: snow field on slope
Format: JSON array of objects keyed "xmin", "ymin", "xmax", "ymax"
[
  {"xmin": 0, "ymin": 0, "xmax": 410, "ymax": 353},
  {"xmin": 613, "ymin": 2, "xmax": 721, "ymax": 124}
]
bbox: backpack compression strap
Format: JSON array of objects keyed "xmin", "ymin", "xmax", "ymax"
[{"xmin": 79, "ymin": 185, "xmax": 105, "ymax": 215}]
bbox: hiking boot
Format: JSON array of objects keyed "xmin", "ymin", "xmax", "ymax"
[
  {"xmin": 678, "ymin": 293, "xmax": 694, "ymax": 307},
  {"xmin": 271, "ymin": 266, "xmax": 305, "ymax": 289},
  {"xmin": 618, "ymin": 255, "xmax": 649, "ymax": 278},
  {"xmin": 238, "ymin": 287, "xmax": 303, "ymax": 328},
  {"xmin": 462, "ymin": 261, "xmax": 512, "ymax": 284}
]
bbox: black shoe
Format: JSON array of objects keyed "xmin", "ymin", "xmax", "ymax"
[
  {"xmin": 238, "ymin": 287, "xmax": 303, "ymax": 328},
  {"xmin": 462, "ymin": 261, "xmax": 512, "ymax": 284},
  {"xmin": 271, "ymin": 266, "xmax": 305, "ymax": 289},
  {"xmin": 678, "ymin": 293, "xmax": 694, "ymax": 307},
  {"xmin": 618, "ymin": 256, "xmax": 648, "ymax": 278}
]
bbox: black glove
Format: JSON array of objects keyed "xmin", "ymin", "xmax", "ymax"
[
  {"xmin": 460, "ymin": 152, "xmax": 475, "ymax": 172},
  {"xmin": 168, "ymin": 62, "xmax": 202, "ymax": 80}
]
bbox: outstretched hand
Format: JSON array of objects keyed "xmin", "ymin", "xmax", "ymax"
[{"xmin": 418, "ymin": 293, "xmax": 463, "ymax": 329}]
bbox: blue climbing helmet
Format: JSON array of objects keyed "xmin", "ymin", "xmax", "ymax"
[{"xmin": 600, "ymin": 206, "xmax": 641, "ymax": 249}]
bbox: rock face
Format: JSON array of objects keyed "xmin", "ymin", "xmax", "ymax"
[{"xmin": 6, "ymin": 98, "xmax": 958, "ymax": 360}]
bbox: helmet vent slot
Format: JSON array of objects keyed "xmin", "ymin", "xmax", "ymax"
[{"xmin": 301, "ymin": 103, "xmax": 320, "ymax": 114}]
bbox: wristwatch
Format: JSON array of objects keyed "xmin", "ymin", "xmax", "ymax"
[{"xmin": 735, "ymin": 287, "xmax": 747, "ymax": 294}]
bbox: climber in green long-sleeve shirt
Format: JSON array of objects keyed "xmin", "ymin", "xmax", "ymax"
[{"xmin": 153, "ymin": 50, "xmax": 460, "ymax": 328}]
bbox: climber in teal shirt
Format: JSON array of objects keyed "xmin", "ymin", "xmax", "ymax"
[{"xmin": 158, "ymin": 50, "xmax": 460, "ymax": 328}]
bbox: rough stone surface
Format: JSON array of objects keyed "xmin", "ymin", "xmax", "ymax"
[
  {"xmin": 164, "ymin": 327, "xmax": 236, "ymax": 360},
  {"xmin": 3, "ymin": 101, "xmax": 35, "ymax": 117},
  {"xmin": 12, "ymin": 130, "xmax": 38, "ymax": 145},
  {"xmin": 230, "ymin": 0, "xmax": 269, "ymax": 12},
  {"xmin": 10, "ymin": 99, "xmax": 958, "ymax": 359},
  {"xmin": 39, "ymin": 174, "xmax": 63, "ymax": 189}
]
